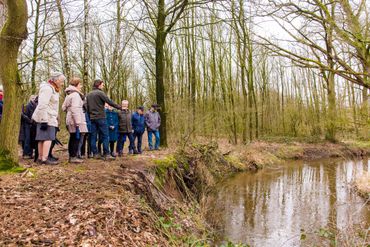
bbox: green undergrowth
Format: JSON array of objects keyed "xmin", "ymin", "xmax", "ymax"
[{"xmin": 0, "ymin": 151, "xmax": 26, "ymax": 175}]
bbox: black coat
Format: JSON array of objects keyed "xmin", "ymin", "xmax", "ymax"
[
  {"xmin": 118, "ymin": 110, "xmax": 132, "ymax": 133},
  {"xmin": 19, "ymin": 100, "xmax": 38, "ymax": 142}
]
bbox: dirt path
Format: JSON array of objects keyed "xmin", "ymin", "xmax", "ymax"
[{"xmin": 0, "ymin": 149, "xmax": 172, "ymax": 246}]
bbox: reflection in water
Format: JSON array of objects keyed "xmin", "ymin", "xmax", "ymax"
[{"xmin": 207, "ymin": 158, "xmax": 370, "ymax": 246}]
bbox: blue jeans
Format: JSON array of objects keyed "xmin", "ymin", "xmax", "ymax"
[
  {"xmin": 117, "ymin": 132, "xmax": 134, "ymax": 154},
  {"xmin": 148, "ymin": 130, "xmax": 160, "ymax": 150},
  {"xmin": 90, "ymin": 118, "xmax": 110, "ymax": 155}
]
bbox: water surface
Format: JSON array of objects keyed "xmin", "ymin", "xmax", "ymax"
[{"xmin": 207, "ymin": 158, "xmax": 369, "ymax": 246}]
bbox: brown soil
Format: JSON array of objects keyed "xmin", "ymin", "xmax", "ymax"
[{"xmin": 0, "ymin": 150, "xmax": 177, "ymax": 246}]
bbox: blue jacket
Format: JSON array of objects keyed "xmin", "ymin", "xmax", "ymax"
[
  {"xmin": 106, "ymin": 109, "xmax": 119, "ymax": 141},
  {"xmin": 131, "ymin": 111, "xmax": 145, "ymax": 134}
]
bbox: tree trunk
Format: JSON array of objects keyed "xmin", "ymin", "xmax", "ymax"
[
  {"xmin": 155, "ymin": 0, "xmax": 167, "ymax": 147},
  {"xmin": 82, "ymin": 0, "xmax": 89, "ymax": 93},
  {"xmin": 56, "ymin": 0, "xmax": 71, "ymax": 82},
  {"xmin": 30, "ymin": 0, "xmax": 41, "ymax": 93},
  {"xmin": 0, "ymin": 0, "xmax": 28, "ymax": 162}
]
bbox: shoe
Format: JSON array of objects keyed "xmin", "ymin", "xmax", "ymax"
[
  {"xmin": 42, "ymin": 159, "xmax": 59, "ymax": 165},
  {"xmin": 117, "ymin": 152, "xmax": 123, "ymax": 157},
  {"xmin": 69, "ymin": 157, "xmax": 84, "ymax": 164},
  {"xmin": 88, "ymin": 154, "xmax": 94, "ymax": 159},
  {"xmin": 154, "ymin": 148, "xmax": 160, "ymax": 151},
  {"xmin": 23, "ymin": 155, "xmax": 33, "ymax": 160},
  {"xmin": 133, "ymin": 150, "xmax": 139, "ymax": 155},
  {"xmin": 128, "ymin": 150, "xmax": 134, "ymax": 155},
  {"xmin": 48, "ymin": 155, "xmax": 59, "ymax": 161},
  {"xmin": 35, "ymin": 159, "xmax": 42, "ymax": 165},
  {"xmin": 103, "ymin": 154, "xmax": 115, "ymax": 161},
  {"xmin": 93, "ymin": 154, "xmax": 102, "ymax": 160},
  {"xmin": 111, "ymin": 152, "xmax": 117, "ymax": 158}
]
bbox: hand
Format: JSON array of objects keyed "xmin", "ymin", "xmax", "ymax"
[{"xmin": 40, "ymin": 122, "xmax": 48, "ymax": 131}]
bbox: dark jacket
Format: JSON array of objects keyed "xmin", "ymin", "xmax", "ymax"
[
  {"xmin": 86, "ymin": 89, "xmax": 121, "ymax": 120},
  {"xmin": 106, "ymin": 109, "xmax": 119, "ymax": 141},
  {"xmin": 118, "ymin": 109, "xmax": 132, "ymax": 133},
  {"xmin": 19, "ymin": 99, "xmax": 38, "ymax": 142},
  {"xmin": 131, "ymin": 111, "xmax": 145, "ymax": 134},
  {"xmin": 0, "ymin": 100, "xmax": 3, "ymax": 121},
  {"xmin": 145, "ymin": 110, "xmax": 161, "ymax": 131}
]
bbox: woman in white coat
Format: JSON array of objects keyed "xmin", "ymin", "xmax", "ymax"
[{"xmin": 32, "ymin": 72, "xmax": 65, "ymax": 165}]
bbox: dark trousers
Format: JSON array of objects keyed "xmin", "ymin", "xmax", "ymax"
[
  {"xmin": 22, "ymin": 124, "xmax": 33, "ymax": 156},
  {"xmin": 68, "ymin": 133, "xmax": 80, "ymax": 158},
  {"xmin": 80, "ymin": 133, "xmax": 90, "ymax": 156},
  {"xmin": 133, "ymin": 131, "xmax": 143, "ymax": 153},
  {"xmin": 117, "ymin": 132, "xmax": 134, "ymax": 153},
  {"xmin": 90, "ymin": 118, "xmax": 109, "ymax": 155}
]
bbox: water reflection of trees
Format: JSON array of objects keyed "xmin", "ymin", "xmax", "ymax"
[{"xmin": 209, "ymin": 158, "xmax": 369, "ymax": 246}]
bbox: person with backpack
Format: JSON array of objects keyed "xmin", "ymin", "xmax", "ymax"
[
  {"xmin": 86, "ymin": 79, "xmax": 121, "ymax": 160},
  {"xmin": 62, "ymin": 78, "xmax": 88, "ymax": 164},
  {"xmin": 19, "ymin": 95, "xmax": 38, "ymax": 159}
]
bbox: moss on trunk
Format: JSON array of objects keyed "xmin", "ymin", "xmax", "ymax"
[{"xmin": 0, "ymin": 0, "xmax": 28, "ymax": 163}]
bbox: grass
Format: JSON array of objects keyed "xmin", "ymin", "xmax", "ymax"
[{"xmin": 0, "ymin": 151, "xmax": 26, "ymax": 175}]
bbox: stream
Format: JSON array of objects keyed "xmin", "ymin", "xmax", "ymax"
[{"xmin": 206, "ymin": 158, "xmax": 369, "ymax": 246}]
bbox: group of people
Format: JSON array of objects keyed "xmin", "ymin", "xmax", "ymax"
[{"xmin": 16, "ymin": 72, "xmax": 161, "ymax": 165}]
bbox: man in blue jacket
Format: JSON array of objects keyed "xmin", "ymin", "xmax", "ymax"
[{"xmin": 131, "ymin": 106, "xmax": 145, "ymax": 154}]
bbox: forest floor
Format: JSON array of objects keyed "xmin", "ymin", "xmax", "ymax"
[{"xmin": 0, "ymin": 139, "xmax": 369, "ymax": 246}]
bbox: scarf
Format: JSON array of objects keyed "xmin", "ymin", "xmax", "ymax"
[{"xmin": 48, "ymin": 80, "xmax": 60, "ymax": 93}]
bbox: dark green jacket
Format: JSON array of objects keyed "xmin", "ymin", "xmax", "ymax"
[
  {"xmin": 86, "ymin": 89, "xmax": 121, "ymax": 120},
  {"xmin": 118, "ymin": 109, "xmax": 132, "ymax": 133}
]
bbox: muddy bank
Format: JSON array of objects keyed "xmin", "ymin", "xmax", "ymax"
[{"xmin": 235, "ymin": 140, "xmax": 370, "ymax": 169}]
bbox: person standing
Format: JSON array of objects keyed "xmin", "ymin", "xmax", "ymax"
[
  {"xmin": 0, "ymin": 86, "xmax": 3, "ymax": 122},
  {"xmin": 131, "ymin": 106, "xmax": 145, "ymax": 154},
  {"xmin": 32, "ymin": 72, "xmax": 65, "ymax": 165},
  {"xmin": 20, "ymin": 95, "xmax": 38, "ymax": 159},
  {"xmin": 117, "ymin": 100, "xmax": 135, "ymax": 155},
  {"xmin": 62, "ymin": 78, "xmax": 88, "ymax": 164},
  {"xmin": 145, "ymin": 104, "xmax": 161, "ymax": 150},
  {"xmin": 105, "ymin": 104, "xmax": 119, "ymax": 157},
  {"xmin": 86, "ymin": 79, "xmax": 121, "ymax": 160}
]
